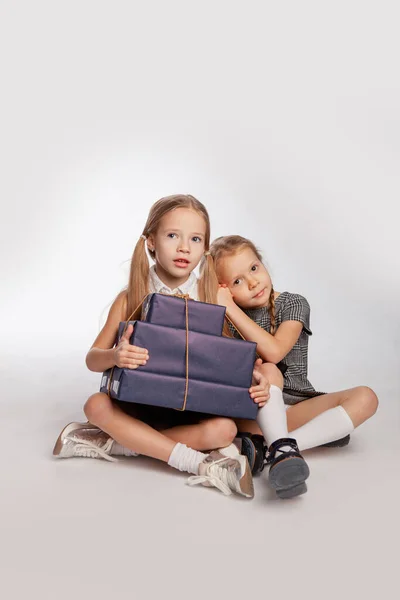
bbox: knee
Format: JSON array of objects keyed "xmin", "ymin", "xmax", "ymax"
[
  {"xmin": 259, "ymin": 362, "xmax": 284, "ymax": 388},
  {"xmin": 84, "ymin": 393, "xmax": 113, "ymax": 427},
  {"xmin": 356, "ymin": 386, "xmax": 379, "ymax": 417},
  {"xmin": 201, "ymin": 418, "xmax": 238, "ymax": 449}
]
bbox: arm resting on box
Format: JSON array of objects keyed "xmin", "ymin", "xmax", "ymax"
[{"xmin": 86, "ymin": 291, "xmax": 127, "ymax": 372}]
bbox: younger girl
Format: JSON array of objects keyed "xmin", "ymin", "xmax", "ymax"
[
  {"xmin": 211, "ymin": 235, "xmax": 379, "ymax": 497},
  {"xmin": 53, "ymin": 196, "xmax": 271, "ymax": 499}
]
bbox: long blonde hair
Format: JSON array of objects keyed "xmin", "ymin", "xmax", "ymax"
[
  {"xmin": 210, "ymin": 235, "xmax": 277, "ymax": 335},
  {"xmin": 125, "ymin": 194, "xmax": 219, "ymax": 319}
]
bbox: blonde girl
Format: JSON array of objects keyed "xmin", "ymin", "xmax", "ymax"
[
  {"xmin": 211, "ymin": 235, "xmax": 378, "ymax": 498},
  {"xmin": 53, "ymin": 197, "xmax": 271, "ymax": 499}
]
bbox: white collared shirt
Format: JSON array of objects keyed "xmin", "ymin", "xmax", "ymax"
[{"xmin": 149, "ymin": 265, "xmax": 199, "ymax": 300}]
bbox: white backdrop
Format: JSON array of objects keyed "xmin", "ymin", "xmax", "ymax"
[
  {"xmin": 1, "ymin": 0, "xmax": 399, "ymax": 415},
  {"xmin": 1, "ymin": 4, "xmax": 400, "ymax": 599}
]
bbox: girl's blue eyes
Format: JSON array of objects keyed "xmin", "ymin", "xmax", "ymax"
[{"xmin": 167, "ymin": 233, "xmax": 202, "ymax": 242}]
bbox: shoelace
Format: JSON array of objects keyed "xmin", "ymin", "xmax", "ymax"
[
  {"xmin": 66, "ymin": 435, "xmax": 118, "ymax": 462},
  {"xmin": 265, "ymin": 449, "xmax": 300, "ymax": 468},
  {"xmin": 187, "ymin": 457, "xmax": 240, "ymax": 496}
]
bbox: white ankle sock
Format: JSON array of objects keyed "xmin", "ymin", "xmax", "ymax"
[
  {"xmin": 168, "ymin": 443, "xmax": 208, "ymax": 475},
  {"xmin": 111, "ymin": 442, "xmax": 139, "ymax": 457},
  {"xmin": 290, "ymin": 405, "xmax": 355, "ymax": 451},
  {"xmin": 256, "ymin": 385, "xmax": 292, "ymax": 452}
]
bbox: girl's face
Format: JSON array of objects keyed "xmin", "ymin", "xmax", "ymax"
[
  {"xmin": 147, "ymin": 207, "xmax": 206, "ymax": 288},
  {"xmin": 216, "ymin": 246, "xmax": 272, "ymax": 309}
]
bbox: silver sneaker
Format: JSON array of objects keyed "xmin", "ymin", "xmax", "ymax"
[
  {"xmin": 187, "ymin": 443, "xmax": 254, "ymax": 498},
  {"xmin": 52, "ymin": 422, "xmax": 118, "ymax": 461}
]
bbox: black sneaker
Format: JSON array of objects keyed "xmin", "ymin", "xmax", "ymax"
[
  {"xmin": 266, "ymin": 437, "xmax": 310, "ymax": 499},
  {"xmin": 235, "ymin": 433, "xmax": 267, "ymax": 475}
]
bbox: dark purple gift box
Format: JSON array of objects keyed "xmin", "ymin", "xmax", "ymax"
[
  {"xmin": 100, "ymin": 294, "xmax": 258, "ymax": 420},
  {"xmin": 143, "ymin": 293, "xmax": 226, "ymax": 335}
]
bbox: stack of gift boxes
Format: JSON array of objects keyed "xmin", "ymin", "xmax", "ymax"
[{"xmin": 101, "ymin": 293, "xmax": 257, "ymax": 420}]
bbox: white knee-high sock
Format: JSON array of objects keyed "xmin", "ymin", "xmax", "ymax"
[
  {"xmin": 167, "ymin": 443, "xmax": 208, "ymax": 475},
  {"xmin": 290, "ymin": 405, "xmax": 355, "ymax": 452},
  {"xmin": 256, "ymin": 385, "xmax": 292, "ymax": 451}
]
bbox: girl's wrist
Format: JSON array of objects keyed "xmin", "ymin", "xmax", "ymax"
[
  {"xmin": 225, "ymin": 301, "xmax": 237, "ymax": 317},
  {"xmin": 109, "ymin": 347, "xmax": 117, "ymax": 367}
]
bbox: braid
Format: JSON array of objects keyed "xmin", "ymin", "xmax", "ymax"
[{"xmin": 268, "ymin": 285, "xmax": 276, "ymax": 335}]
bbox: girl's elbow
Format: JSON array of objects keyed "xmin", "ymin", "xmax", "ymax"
[
  {"xmin": 85, "ymin": 351, "xmax": 96, "ymax": 371},
  {"xmin": 258, "ymin": 349, "xmax": 280, "ymax": 364},
  {"xmin": 268, "ymin": 354, "xmax": 281, "ymax": 365},
  {"xmin": 271, "ymin": 351, "xmax": 287, "ymax": 364}
]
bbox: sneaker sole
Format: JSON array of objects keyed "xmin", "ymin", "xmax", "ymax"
[
  {"xmin": 52, "ymin": 422, "xmax": 98, "ymax": 456},
  {"xmin": 269, "ymin": 456, "xmax": 310, "ymax": 498},
  {"xmin": 276, "ymin": 482, "xmax": 308, "ymax": 499},
  {"xmin": 219, "ymin": 444, "xmax": 255, "ymax": 499},
  {"xmin": 236, "ymin": 455, "xmax": 255, "ymax": 499}
]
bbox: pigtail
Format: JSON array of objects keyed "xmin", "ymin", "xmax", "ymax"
[
  {"xmin": 268, "ymin": 285, "xmax": 276, "ymax": 335},
  {"xmin": 198, "ymin": 253, "xmax": 233, "ymax": 337},
  {"xmin": 125, "ymin": 236, "xmax": 150, "ymax": 320},
  {"xmin": 197, "ymin": 253, "xmax": 219, "ymax": 304}
]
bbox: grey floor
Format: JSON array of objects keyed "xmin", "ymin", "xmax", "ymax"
[{"xmin": 1, "ymin": 382, "xmax": 398, "ymax": 600}]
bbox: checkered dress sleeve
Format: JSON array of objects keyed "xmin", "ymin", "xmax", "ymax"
[{"xmin": 281, "ymin": 294, "xmax": 312, "ymax": 335}]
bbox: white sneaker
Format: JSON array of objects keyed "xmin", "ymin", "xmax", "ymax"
[
  {"xmin": 187, "ymin": 443, "xmax": 254, "ymax": 498},
  {"xmin": 52, "ymin": 422, "xmax": 118, "ymax": 461}
]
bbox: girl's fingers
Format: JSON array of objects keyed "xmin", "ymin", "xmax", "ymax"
[
  {"xmin": 253, "ymin": 394, "xmax": 269, "ymax": 402},
  {"xmin": 123, "ymin": 352, "xmax": 149, "ymax": 360},
  {"xmin": 121, "ymin": 359, "xmax": 147, "ymax": 368},
  {"xmin": 250, "ymin": 389, "xmax": 270, "ymax": 400},
  {"xmin": 127, "ymin": 346, "xmax": 148, "ymax": 355},
  {"xmin": 252, "ymin": 396, "xmax": 270, "ymax": 404},
  {"xmin": 249, "ymin": 383, "xmax": 271, "ymax": 394},
  {"xmin": 254, "ymin": 398, "xmax": 268, "ymax": 406},
  {"xmin": 249, "ymin": 384, "xmax": 269, "ymax": 394},
  {"xmin": 120, "ymin": 323, "xmax": 134, "ymax": 342},
  {"xmin": 119, "ymin": 342, "xmax": 148, "ymax": 355},
  {"xmin": 118, "ymin": 361, "xmax": 135, "ymax": 369},
  {"xmin": 251, "ymin": 387, "xmax": 268, "ymax": 395}
]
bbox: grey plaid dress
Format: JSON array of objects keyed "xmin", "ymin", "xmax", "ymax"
[{"xmin": 240, "ymin": 292, "xmax": 325, "ymax": 405}]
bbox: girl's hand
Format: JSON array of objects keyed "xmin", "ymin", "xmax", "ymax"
[
  {"xmin": 113, "ymin": 324, "xmax": 149, "ymax": 369},
  {"xmin": 217, "ymin": 284, "xmax": 235, "ymax": 308},
  {"xmin": 249, "ymin": 358, "xmax": 270, "ymax": 407}
]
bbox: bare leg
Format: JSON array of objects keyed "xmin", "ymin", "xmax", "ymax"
[
  {"xmin": 161, "ymin": 417, "xmax": 237, "ymax": 451},
  {"xmin": 236, "ymin": 386, "xmax": 379, "ymax": 436},
  {"xmin": 84, "ymin": 393, "xmax": 175, "ymax": 462},
  {"xmin": 84, "ymin": 393, "xmax": 238, "ymax": 461},
  {"xmin": 55, "ymin": 394, "xmax": 252, "ymax": 497},
  {"xmin": 286, "ymin": 386, "xmax": 378, "ymax": 431}
]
